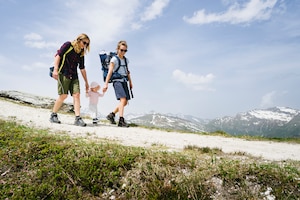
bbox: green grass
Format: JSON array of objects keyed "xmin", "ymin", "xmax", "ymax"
[{"xmin": 0, "ymin": 119, "xmax": 299, "ymax": 199}]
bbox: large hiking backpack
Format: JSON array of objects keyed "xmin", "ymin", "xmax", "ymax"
[{"xmin": 99, "ymin": 51, "xmax": 128, "ymax": 83}]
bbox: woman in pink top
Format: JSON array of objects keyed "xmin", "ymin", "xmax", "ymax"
[{"xmin": 86, "ymin": 82, "xmax": 105, "ymax": 124}]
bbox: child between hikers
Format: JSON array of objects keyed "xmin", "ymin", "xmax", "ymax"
[{"xmin": 86, "ymin": 81, "xmax": 105, "ymax": 124}]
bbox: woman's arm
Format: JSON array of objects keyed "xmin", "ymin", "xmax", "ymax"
[
  {"xmin": 52, "ymin": 55, "xmax": 61, "ymax": 80},
  {"xmin": 80, "ymin": 68, "xmax": 89, "ymax": 93},
  {"xmin": 103, "ymin": 62, "xmax": 115, "ymax": 92}
]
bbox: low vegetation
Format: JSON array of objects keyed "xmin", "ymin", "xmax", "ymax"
[{"xmin": 0, "ymin": 119, "xmax": 299, "ymax": 199}]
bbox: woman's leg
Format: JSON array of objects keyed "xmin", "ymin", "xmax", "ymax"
[
  {"xmin": 52, "ymin": 94, "xmax": 68, "ymax": 113},
  {"xmin": 73, "ymin": 92, "xmax": 86, "ymax": 126},
  {"xmin": 118, "ymin": 97, "xmax": 129, "ymax": 127},
  {"xmin": 50, "ymin": 94, "xmax": 68, "ymax": 123},
  {"xmin": 118, "ymin": 98, "xmax": 127, "ymax": 117},
  {"xmin": 72, "ymin": 92, "xmax": 80, "ymax": 116}
]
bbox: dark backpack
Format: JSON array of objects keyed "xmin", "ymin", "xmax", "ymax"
[{"xmin": 99, "ymin": 51, "xmax": 128, "ymax": 83}]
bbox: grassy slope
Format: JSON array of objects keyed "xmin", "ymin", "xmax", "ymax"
[{"xmin": 0, "ymin": 119, "xmax": 299, "ymax": 199}]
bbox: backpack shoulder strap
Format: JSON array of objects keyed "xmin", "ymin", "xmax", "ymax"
[
  {"xmin": 114, "ymin": 55, "xmax": 129, "ymax": 74},
  {"xmin": 114, "ymin": 55, "xmax": 122, "ymax": 72},
  {"xmin": 124, "ymin": 56, "xmax": 129, "ymax": 73},
  {"xmin": 58, "ymin": 46, "xmax": 73, "ymax": 73}
]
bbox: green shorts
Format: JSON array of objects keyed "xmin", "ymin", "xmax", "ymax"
[{"xmin": 57, "ymin": 74, "xmax": 80, "ymax": 95}]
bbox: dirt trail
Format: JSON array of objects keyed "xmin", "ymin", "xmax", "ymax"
[{"xmin": 1, "ymin": 99, "xmax": 299, "ymax": 161}]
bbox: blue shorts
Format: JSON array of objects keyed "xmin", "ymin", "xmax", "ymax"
[{"xmin": 113, "ymin": 81, "xmax": 131, "ymax": 100}]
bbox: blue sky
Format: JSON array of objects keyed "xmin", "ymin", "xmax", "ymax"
[{"xmin": 1, "ymin": 0, "xmax": 299, "ymax": 119}]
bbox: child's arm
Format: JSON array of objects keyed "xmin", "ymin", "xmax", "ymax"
[{"xmin": 98, "ymin": 92, "xmax": 104, "ymax": 97}]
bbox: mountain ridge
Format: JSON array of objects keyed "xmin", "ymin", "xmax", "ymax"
[{"xmin": 128, "ymin": 107, "xmax": 300, "ymax": 138}]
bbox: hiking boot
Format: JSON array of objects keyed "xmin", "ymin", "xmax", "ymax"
[
  {"xmin": 74, "ymin": 116, "xmax": 86, "ymax": 127},
  {"xmin": 50, "ymin": 113, "xmax": 61, "ymax": 124},
  {"xmin": 118, "ymin": 117, "xmax": 129, "ymax": 128},
  {"xmin": 106, "ymin": 112, "xmax": 116, "ymax": 124},
  {"xmin": 92, "ymin": 118, "xmax": 99, "ymax": 124}
]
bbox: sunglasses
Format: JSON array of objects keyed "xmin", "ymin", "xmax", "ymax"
[
  {"xmin": 120, "ymin": 49, "xmax": 127, "ymax": 52},
  {"xmin": 82, "ymin": 41, "xmax": 89, "ymax": 46}
]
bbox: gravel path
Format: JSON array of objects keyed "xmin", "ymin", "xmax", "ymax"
[{"xmin": 1, "ymin": 99, "xmax": 299, "ymax": 161}]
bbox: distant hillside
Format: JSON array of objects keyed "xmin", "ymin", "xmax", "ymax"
[
  {"xmin": 205, "ymin": 107, "xmax": 300, "ymax": 138},
  {"xmin": 128, "ymin": 107, "xmax": 300, "ymax": 138},
  {"xmin": 128, "ymin": 112, "xmax": 206, "ymax": 132}
]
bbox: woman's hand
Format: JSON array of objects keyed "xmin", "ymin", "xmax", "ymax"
[
  {"xmin": 85, "ymin": 82, "xmax": 89, "ymax": 93},
  {"xmin": 52, "ymin": 70, "xmax": 58, "ymax": 80},
  {"xmin": 103, "ymin": 84, "xmax": 108, "ymax": 92}
]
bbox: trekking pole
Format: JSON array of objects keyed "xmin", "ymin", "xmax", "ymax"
[{"xmin": 130, "ymin": 89, "xmax": 134, "ymax": 99}]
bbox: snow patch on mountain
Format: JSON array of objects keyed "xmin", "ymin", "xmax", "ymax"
[
  {"xmin": 249, "ymin": 110, "xmax": 292, "ymax": 122},
  {"xmin": 248, "ymin": 107, "xmax": 299, "ymax": 122}
]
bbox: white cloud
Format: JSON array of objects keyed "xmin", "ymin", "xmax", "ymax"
[
  {"xmin": 24, "ymin": 32, "xmax": 43, "ymax": 41},
  {"xmin": 172, "ymin": 69, "xmax": 215, "ymax": 91},
  {"xmin": 22, "ymin": 62, "xmax": 48, "ymax": 71},
  {"xmin": 260, "ymin": 90, "xmax": 288, "ymax": 108},
  {"xmin": 260, "ymin": 91, "xmax": 277, "ymax": 107},
  {"xmin": 131, "ymin": 22, "xmax": 143, "ymax": 30},
  {"xmin": 60, "ymin": 0, "xmax": 140, "ymax": 45},
  {"xmin": 132, "ymin": 0, "xmax": 170, "ymax": 30},
  {"xmin": 24, "ymin": 32, "xmax": 57, "ymax": 49},
  {"xmin": 20, "ymin": 1, "xmax": 142, "ymax": 50},
  {"xmin": 183, "ymin": 0, "xmax": 278, "ymax": 25},
  {"xmin": 141, "ymin": 0, "xmax": 170, "ymax": 21},
  {"xmin": 24, "ymin": 41, "xmax": 58, "ymax": 49}
]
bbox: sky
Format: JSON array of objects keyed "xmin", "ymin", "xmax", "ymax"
[{"xmin": 1, "ymin": 0, "xmax": 300, "ymax": 119}]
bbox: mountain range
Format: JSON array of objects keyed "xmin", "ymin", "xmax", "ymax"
[
  {"xmin": 1, "ymin": 90, "xmax": 299, "ymax": 138},
  {"xmin": 128, "ymin": 107, "xmax": 300, "ymax": 138}
]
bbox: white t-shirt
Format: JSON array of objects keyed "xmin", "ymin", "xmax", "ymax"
[{"xmin": 110, "ymin": 56, "xmax": 129, "ymax": 76}]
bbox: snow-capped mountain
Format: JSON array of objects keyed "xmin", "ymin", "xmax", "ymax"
[
  {"xmin": 242, "ymin": 107, "xmax": 298, "ymax": 123},
  {"xmin": 127, "ymin": 107, "xmax": 300, "ymax": 138},
  {"xmin": 128, "ymin": 112, "xmax": 206, "ymax": 132},
  {"xmin": 206, "ymin": 107, "xmax": 300, "ymax": 138}
]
